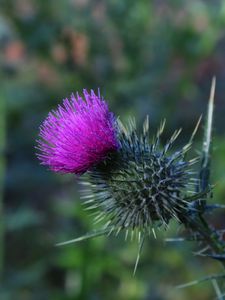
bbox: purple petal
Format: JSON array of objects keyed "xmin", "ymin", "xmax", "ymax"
[{"xmin": 36, "ymin": 90, "xmax": 118, "ymax": 174}]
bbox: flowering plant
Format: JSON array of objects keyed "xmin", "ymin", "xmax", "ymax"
[{"xmin": 37, "ymin": 79, "xmax": 225, "ymax": 295}]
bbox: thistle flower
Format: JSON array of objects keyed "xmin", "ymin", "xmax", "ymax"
[
  {"xmin": 37, "ymin": 89, "xmax": 199, "ymax": 240},
  {"xmin": 37, "ymin": 90, "xmax": 118, "ymax": 174},
  {"xmin": 39, "ymin": 81, "xmax": 225, "ymax": 288}
]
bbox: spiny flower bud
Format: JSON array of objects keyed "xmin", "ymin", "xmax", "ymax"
[{"xmin": 82, "ymin": 117, "xmax": 198, "ymax": 237}]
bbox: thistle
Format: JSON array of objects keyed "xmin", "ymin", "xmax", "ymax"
[
  {"xmin": 37, "ymin": 89, "xmax": 198, "ymax": 238},
  {"xmin": 37, "ymin": 83, "xmax": 225, "ymax": 289}
]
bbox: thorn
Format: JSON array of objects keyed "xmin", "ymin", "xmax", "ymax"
[
  {"xmin": 133, "ymin": 234, "xmax": 145, "ymax": 276},
  {"xmin": 143, "ymin": 115, "xmax": 149, "ymax": 135},
  {"xmin": 55, "ymin": 228, "xmax": 113, "ymax": 246},
  {"xmin": 205, "ymin": 204, "xmax": 225, "ymax": 211},
  {"xmin": 198, "ymin": 253, "xmax": 225, "ymax": 261},
  {"xmin": 152, "ymin": 228, "xmax": 157, "ymax": 239},
  {"xmin": 165, "ymin": 237, "xmax": 186, "ymax": 242},
  {"xmin": 192, "ymin": 246, "xmax": 210, "ymax": 256},
  {"xmin": 203, "ymin": 76, "xmax": 216, "ymax": 164},
  {"xmin": 176, "ymin": 273, "xmax": 225, "ymax": 289},
  {"xmin": 189, "ymin": 115, "xmax": 202, "ymax": 145}
]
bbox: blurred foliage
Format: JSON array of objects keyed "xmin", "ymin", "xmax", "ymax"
[{"xmin": 1, "ymin": 0, "xmax": 225, "ymax": 299}]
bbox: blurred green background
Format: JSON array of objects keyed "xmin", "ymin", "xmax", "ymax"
[{"xmin": 1, "ymin": 0, "xmax": 225, "ymax": 299}]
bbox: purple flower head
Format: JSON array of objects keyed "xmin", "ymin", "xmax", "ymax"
[{"xmin": 37, "ymin": 89, "xmax": 119, "ymax": 174}]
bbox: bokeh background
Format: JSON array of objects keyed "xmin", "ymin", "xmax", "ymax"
[{"xmin": 1, "ymin": 0, "xmax": 225, "ymax": 299}]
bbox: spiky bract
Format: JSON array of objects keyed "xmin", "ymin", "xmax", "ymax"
[{"xmin": 81, "ymin": 117, "xmax": 198, "ymax": 238}]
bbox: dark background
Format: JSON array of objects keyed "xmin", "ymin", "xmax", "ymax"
[{"xmin": 1, "ymin": 0, "xmax": 225, "ymax": 299}]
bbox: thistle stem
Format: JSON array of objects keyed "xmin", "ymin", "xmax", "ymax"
[
  {"xmin": 184, "ymin": 215, "xmax": 225, "ymax": 269},
  {"xmin": 190, "ymin": 77, "xmax": 225, "ymax": 294},
  {"xmin": 184, "ymin": 214, "xmax": 225, "ymax": 297}
]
